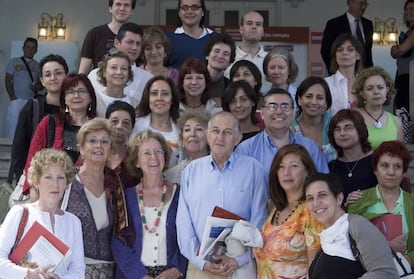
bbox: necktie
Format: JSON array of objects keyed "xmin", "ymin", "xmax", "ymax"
[{"xmin": 355, "ymin": 19, "xmax": 364, "ymax": 44}]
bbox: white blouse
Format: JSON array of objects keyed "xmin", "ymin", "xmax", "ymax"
[
  {"xmin": 140, "ymin": 185, "xmax": 176, "ymax": 267},
  {"xmin": 0, "ymin": 204, "xmax": 85, "ymax": 279}
]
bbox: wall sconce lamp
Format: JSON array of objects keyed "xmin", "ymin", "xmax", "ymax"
[
  {"xmin": 373, "ymin": 17, "xmax": 398, "ymax": 45},
  {"xmin": 38, "ymin": 12, "xmax": 66, "ymax": 40}
]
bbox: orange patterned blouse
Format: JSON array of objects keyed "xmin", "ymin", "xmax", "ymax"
[{"xmin": 254, "ymin": 202, "xmax": 323, "ymax": 279}]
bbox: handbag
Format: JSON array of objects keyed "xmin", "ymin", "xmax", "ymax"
[
  {"xmin": 350, "ymin": 232, "xmax": 414, "ymax": 278},
  {"xmin": 393, "ymin": 251, "xmax": 414, "ymax": 278}
]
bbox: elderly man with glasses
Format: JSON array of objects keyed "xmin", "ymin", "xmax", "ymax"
[{"xmin": 235, "ymin": 88, "xmax": 329, "ymax": 184}]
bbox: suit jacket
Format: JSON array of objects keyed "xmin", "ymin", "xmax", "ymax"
[{"xmin": 321, "ymin": 13, "xmax": 373, "ymax": 74}]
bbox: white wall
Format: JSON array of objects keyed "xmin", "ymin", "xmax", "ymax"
[{"xmin": 0, "ymin": 0, "xmax": 408, "ymax": 136}]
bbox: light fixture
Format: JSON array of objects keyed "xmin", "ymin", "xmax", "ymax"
[
  {"xmin": 372, "ymin": 17, "xmax": 398, "ymax": 45},
  {"xmin": 38, "ymin": 12, "xmax": 66, "ymax": 40}
]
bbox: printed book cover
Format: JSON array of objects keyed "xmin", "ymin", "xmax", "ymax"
[{"xmin": 9, "ymin": 221, "xmax": 71, "ymax": 270}]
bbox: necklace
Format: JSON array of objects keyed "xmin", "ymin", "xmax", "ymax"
[
  {"xmin": 137, "ymin": 178, "xmax": 167, "ymax": 233},
  {"xmin": 273, "ymin": 201, "xmax": 302, "ymax": 225},
  {"xmin": 363, "ymin": 107, "xmax": 384, "ymax": 128},
  {"xmin": 186, "ymin": 103, "xmax": 203, "ymax": 109},
  {"xmin": 345, "ymin": 160, "xmax": 360, "ymax": 177}
]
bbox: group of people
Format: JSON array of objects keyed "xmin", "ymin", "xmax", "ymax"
[{"xmin": 1, "ymin": 0, "xmax": 414, "ymax": 278}]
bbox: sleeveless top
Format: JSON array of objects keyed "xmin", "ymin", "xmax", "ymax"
[{"xmin": 367, "ymin": 112, "xmax": 398, "ymax": 149}]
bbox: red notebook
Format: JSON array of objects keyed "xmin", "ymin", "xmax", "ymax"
[
  {"xmin": 9, "ymin": 221, "xmax": 70, "ymax": 269},
  {"xmin": 371, "ymin": 214, "xmax": 403, "ymax": 241}
]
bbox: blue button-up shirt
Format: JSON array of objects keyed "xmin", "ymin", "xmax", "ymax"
[
  {"xmin": 176, "ymin": 153, "xmax": 268, "ymax": 270},
  {"xmin": 235, "ymin": 130, "xmax": 329, "ymax": 182}
]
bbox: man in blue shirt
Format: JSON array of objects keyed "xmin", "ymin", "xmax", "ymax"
[
  {"xmin": 235, "ymin": 88, "xmax": 329, "ymax": 183},
  {"xmin": 177, "ymin": 111, "xmax": 267, "ymax": 278}
]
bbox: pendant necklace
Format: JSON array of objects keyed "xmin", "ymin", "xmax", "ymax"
[
  {"xmin": 363, "ymin": 107, "xmax": 384, "ymax": 128},
  {"xmin": 345, "ymin": 160, "xmax": 360, "ymax": 177}
]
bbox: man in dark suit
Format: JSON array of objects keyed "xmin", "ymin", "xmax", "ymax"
[{"xmin": 321, "ymin": 0, "xmax": 373, "ymax": 74}]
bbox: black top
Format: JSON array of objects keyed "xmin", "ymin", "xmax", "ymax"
[
  {"xmin": 329, "ymin": 154, "xmax": 377, "ymax": 199},
  {"xmin": 309, "ymin": 250, "xmax": 365, "ymax": 279},
  {"xmin": 10, "ymin": 95, "xmax": 59, "ymax": 179},
  {"xmin": 62, "ymin": 122, "xmax": 80, "ymax": 163}
]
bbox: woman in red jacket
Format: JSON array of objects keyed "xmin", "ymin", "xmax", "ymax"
[{"xmin": 23, "ymin": 73, "xmax": 97, "ymax": 198}]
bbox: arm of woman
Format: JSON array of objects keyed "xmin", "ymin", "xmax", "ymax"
[
  {"xmin": 395, "ymin": 116, "xmax": 404, "ymax": 142},
  {"xmin": 349, "ymin": 214, "xmax": 399, "ymax": 279},
  {"xmin": 391, "ymin": 31, "xmax": 414, "ymax": 58},
  {"xmin": 0, "ymin": 206, "xmax": 30, "ymax": 278}
]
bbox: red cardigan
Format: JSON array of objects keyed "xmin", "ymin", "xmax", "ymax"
[{"xmin": 23, "ymin": 115, "xmax": 65, "ymax": 194}]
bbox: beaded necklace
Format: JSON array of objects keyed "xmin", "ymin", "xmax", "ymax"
[
  {"xmin": 137, "ymin": 178, "xmax": 167, "ymax": 233},
  {"xmin": 273, "ymin": 201, "xmax": 303, "ymax": 225}
]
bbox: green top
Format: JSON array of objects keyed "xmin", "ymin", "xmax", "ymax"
[{"xmin": 348, "ymin": 186, "xmax": 414, "ymax": 262}]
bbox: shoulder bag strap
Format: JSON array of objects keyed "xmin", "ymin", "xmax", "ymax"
[
  {"xmin": 10, "ymin": 205, "xmax": 29, "ymax": 253},
  {"xmin": 20, "ymin": 57, "xmax": 34, "ymax": 83}
]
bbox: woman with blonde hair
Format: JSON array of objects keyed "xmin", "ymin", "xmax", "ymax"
[
  {"xmin": 95, "ymin": 50, "xmax": 136, "ymax": 116},
  {"xmin": 0, "ymin": 149, "xmax": 85, "ymax": 278},
  {"xmin": 353, "ymin": 66, "xmax": 403, "ymax": 149},
  {"xmin": 65, "ymin": 117, "xmax": 129, "ymax": 278}
]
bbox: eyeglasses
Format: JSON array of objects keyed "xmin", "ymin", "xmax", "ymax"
[
  {"xmin": 333, "ymin": 124, "xmax": 355, "ymax": 134},
  {"xmin": 65, "ymin": 88, "xmax": 89, "ymax": 96},
  {"xmin": 179, "ymin": 4, "xmax": 202, "ymax": 11},
  {"xmin": 140, "ymin": 149, "xmax": 165, "ymax": 158},
  {"xmin": 262, "ymin": 103, "xmax": 291, "ymax": 112},
  {"xmin": 85, "ymin": 138, "xmax": 111, "ymax": 146}
]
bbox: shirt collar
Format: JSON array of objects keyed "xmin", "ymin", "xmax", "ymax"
[
  {"xmin": 264, "ymin": 129, "xmax": 296, "ymax": 148},
  {"xmin": 236, "ymin": 45, "xmax": 267, "ymax": 58},
  {"xmin": 174, "ymin": 26, "xmax": 214, "ymax": 38},
  {"xmin": 375, "ymin": 185, "xmax": 404, "ymax": 206},
  {"xmin": 208, "ymin": 153, "xmax": 234, "ymax": 171},
  {"xmin": 346, "ymin": 12, "xmax": 358, "ymax": 22}
]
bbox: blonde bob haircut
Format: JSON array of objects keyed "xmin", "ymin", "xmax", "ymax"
[
  {"xmin": 77, "ymin": 117, "xmax": 112, "ymax": 147},
  {"xmin": 27, "ymin": 148, "xmax": 76, "ymax": 187}
]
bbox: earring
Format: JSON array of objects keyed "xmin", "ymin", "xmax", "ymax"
[
  {"xmin": 65, "ymin": 105, "xmax": 69, "ymax": 113},
  {"xmin": 88, "ymin": 103, "xmax": 92, "ymax": 112}
]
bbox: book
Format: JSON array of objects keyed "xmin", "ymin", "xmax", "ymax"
[
  {"xmin": 202, "ymin": 228, "xmax": 232, "ymax": 263},
  {"xmin": 212, "ymin": 206, "xmax": 244, "ymax": 221},
  {"xmin": 198, "ymin": 207, "xmax": 243, "ymax": 260},
  {"xmin": 371, "ymin": 214, "xmax": 403, "ymax": 241},
  {"xmin": 9, "ymin": 221, "xmax": 71, "ymax": 271}
]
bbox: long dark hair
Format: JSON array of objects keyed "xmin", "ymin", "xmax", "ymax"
[{"xmin": 269, "ymin": 144, "xmax": 317, "ymax": 210}]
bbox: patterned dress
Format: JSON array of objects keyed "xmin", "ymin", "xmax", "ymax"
[{"xmin": 254, "ymin": 202, "xmax": 323, "ymax": 279}]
